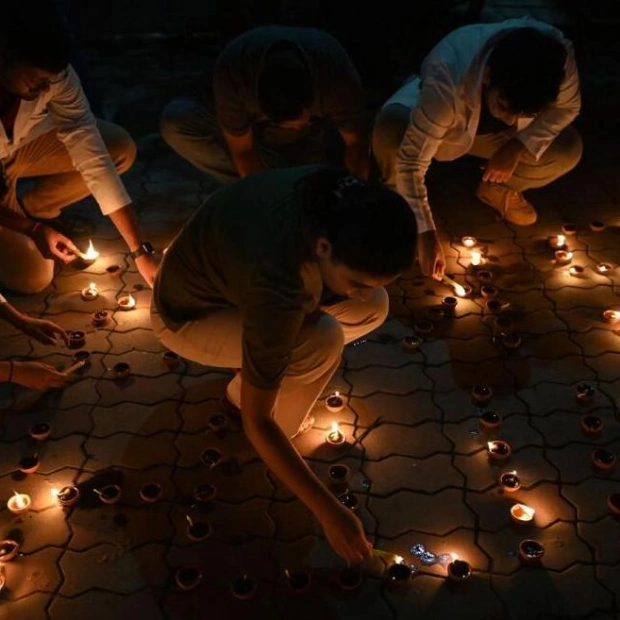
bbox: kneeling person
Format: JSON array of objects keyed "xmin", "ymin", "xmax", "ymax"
[{"xmin": 151, "ymin": 165, "xmax": 417, "ymax": 564}]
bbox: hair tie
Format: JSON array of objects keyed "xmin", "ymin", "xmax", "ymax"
[{"xmin": 333, "ymin": 175, "xmax": 363, "ymax": 200}]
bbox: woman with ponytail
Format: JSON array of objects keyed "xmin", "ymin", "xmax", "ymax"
[{"xmin": 151, "ymin": 165, "xmax": 417, "ymax": 563}]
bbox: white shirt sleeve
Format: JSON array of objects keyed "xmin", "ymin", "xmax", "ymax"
[
  {"xmin": 395, "ymin": 75, "xmax": 456, "ymax": 234},
  {"xmin": 47, "ymin": 66, "xmax": 132, "ymax": 216}
]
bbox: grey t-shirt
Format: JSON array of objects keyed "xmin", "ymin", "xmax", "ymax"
[
  {"xmin": 153, "ymin": 165, "xmax": 324, "ymax": 390},
  {"xmin": 214, "ymin": 25, "xmax": 365, "ymax": 135}
]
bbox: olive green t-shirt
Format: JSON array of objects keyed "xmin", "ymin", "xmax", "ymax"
[{"xmin": 153, "ymin": 165, "xmax": 324, "ymax": 390}]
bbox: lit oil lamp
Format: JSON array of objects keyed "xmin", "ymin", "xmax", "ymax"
[
  {"xmin": 568, "ymin": 265, "xmax": 584, "ymax": 277},
  {"xmin": 548, "ymin": 234, "xmax": 566, "ymax": 250},
  {"xmin": 325, "ymin": 391, "xmax": 344, "ymax": 413},
  {"xmin": 68, "ymin": 330, "xmax": 86, "ymax": 349},
  {"xmin": 447, "ymin": 555, "xmax": 472, "ymax": 582},
  {"xmin": 596, "ymin": 262, "xmax": 613, "ymax": 275},
  {"xmin": 554, "ymin": 250, "xmax": 573, "ymax": 266},
  {"xmin": 499, "ymin": 470, "xmax": 521, "ymax": 492},
  {"xmin": 0, "ymin": 539, "xmax": 19, "ymax": 562},
  {"xmin": 441, "ymin": 274, "xmax": 467, "ymax": 297},
  {"xmin": 510, "ymin": 503, "xmax": 535, "ymax": 524},
  {"xmin": 470, "ymin": 250, "xmax": 482, "ymax": 267},
  {"xmin": 326, "ymin": 421, "xmax": 346, "ymax": 447},
  {"xmin": 518, "ymin": 539, "xmax": 545, "ymax": 563},
  {"xmin": 117, "ymin": 294, "xmax": 136, "ymax": 311},
  {"xmin": 80, "ymin": 282, "xmax": 98, "ymax": 301},
  {"xmin": 79, "ymin": 239, "xmax": 100, "ymax": 264},
  {"xmin": 487, "ymin": 440, "xmax": 512, "ymax": 462},
  {"xmin": 7, "ymin": 491, "xmax": 31, "ymax": 515},
  {"xmin": 602, "ymin": 309, "xmax": 620, "ymax": 324},
  {"xmin": 461, "ymin": 236, "xmax": 477, "ymax": 248},
  {"xmin": 385, "ymin": 556, "xmax": 412, "ymax": 589}
]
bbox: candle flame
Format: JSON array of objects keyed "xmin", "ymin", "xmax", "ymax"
[
  {"xmin": 557, "ymin": 235, "xmax": 565, "ymax": 246},
  {"xmin": 487, "ymin": 442, "xmax": 495, "ymax": 451},
  {"xmin": 84, "ymin": 240, "xmax": 99, "ymax": 260},
  {"xmin": 50, "ymin": 488, "xmax": 60, "ymax": 498},
  {"xmin": 454, "ymin": 284, "xmax": 466, "ymax": 297},
  {"xmin": 119, "ymin": 294, "xmax": 136, "ymax": 309},
  {"xmin": 451, "ymin": 553, "xmax": 459, "ymax": 561},
  {"xmin": 513, "ymin": 503, "xmax": 535, "ymax": 520},
  {"xmin": 394, "ymin": 555, "xmax": 404, "ymax": 564},
  {"xmin": 470, "ymin": 251, "xmax": 482, "ymax": 266},
  {"xmin": 331, "ymin": 421, "xmax": 340, "ymax": 434},
  {"xmin": 89, "ymin": 282, "xmax": 97, "ymax": 292},
  {"xmin": 13, "ymin": 491, "xmax": 26, "ymax": 509}
]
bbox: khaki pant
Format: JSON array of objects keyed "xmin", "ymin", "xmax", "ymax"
[
  {"xmin": 371, "ymin": 102, "xmax": 583, "ymax": 192},
  {"xmin": 0, "ymin": 120, "xmax": 136, "ymax": 294},
  {"xmin": 150, "ymin": 287, "xmax": 389, "ymax": 438}
]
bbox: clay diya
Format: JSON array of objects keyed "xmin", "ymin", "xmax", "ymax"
[
  {"xmin": 447, "ymin": 558, "xmax": 472, "ymax": 582},
  {"xmin": 111, "ymin": 362, "xmax": 131, "ymax": 380},
  {"xmin": 385, "ymin": 560, "xmax": 412, "ymax": 589},
  {"xmin": 480, "ymin": 284, "xmax": 499, "ymax": 299},
  {"xmin": 580, "ymin": 414, "xmax": 603, "ymax": 437},
  {"xmin": 328, "ymin": 463, "xmax": 351, "ymax": 487},
  {"xmin": 206, "ymin": 412, "xmax": 228, "ymax": 433},
  {"xmin": 518, "ymin": 539, "xmax": 545, "ymax": 563},
  {"xmin": 476, "ymin": 269, "xmax": 493, "ymax": 283},
  {"xmin": 200, "ymin": 447, "xmax": 222, "ymax": 469},
  {"xmin": 117, "ymin": 294, "xmax": 136, "ymax": 311},
  {"xmin": 68, "ymin": 330, "xmax": 86, "ymax": 349},
  {"xmin": 479, "ymin": 410, "xmax": 502, "ymax": 430},
  {"xmin": 91, "ymin": 309, "xmax": 110, "ymax": 327},
  {"xmin": 568, "ymin": 265, "xmax": 585, "ymax": 277},
  {"xmin": 562, "ymin": 223, "xmax": 577, "ymax": 236},
  {"xmin": 471, "ymin": 384, "xmax": 493, "ymax": 405},
  {"xmin": 548, "ymin": 234, "xmax": 566, "ymax": 250},
  {"xmin": 413, "ymin": 319, "xmax": 434, "ymax": 336},
  {"xmin": 7, "ymin": 492, "xmax": 31, "ymax": 515},
  {"xmin": 285, "ymin": 569, "xmax": 312, "ymax": 593},
  {"xmin": 231, "ymin": 574, "xmax": 257, "ymax": 600},
  {"xmin": 510, "ymin": 503, "xmax": 535, "ymax": 524},
  {"xmin": 94, "ymin": 484, "xmax": 122, "ymax": 505},
  {"xmin": 607, "ymin": 493, "xmax": 620, "ymax": 517},
  {"xmin": 57, "ymin": 485, "xmax": 80, "ymax": 507},
  {"xmin": 325, "ymin": 391, "xmax": 345, "ymax": 413},
  {"xmin": 589, "ymin": 219, "xmax": 605, "ymax": 232},
  {"xmin": 338, "ymin": 492, "xmax": 359, "ymax": 511},
  {"xmin": 29, "ymin": 422, "xmax": 51, "ymax": 441},
  {"xmin": 72, "ymin": 350, "xmax": 91, "ymax": 366},
  {"xmin": 0, "ymin": 539, "xmax": 20, "ymax": 562},
  {"xmin": 175, "ymin": 567, "xmax": 203, "ymax": 591},
  {"xmin": 485, "ymin": 299, "xmax": 509, "ymax": 314},
  {"xmin": 575, "ymin": 383, "xmax": 595, "ymax": 405},
  {"xmin": 402, "ymin": 335, "xmax": 422, "ymax": 353},
  {"xmin": 162, "ymin": 350, "xmax": 180, "ymax": 369},
  {"xmin": 591, "ymin": 448, "xmax": 616, "ymax": 472},
  {"xmin": 487, "ymin": 440, "xmax": 512, "ymax": 462},
  {"xmin": 499, "ymin": 470, "xmax": 521, "ymax": 492},
  {"xmin": 326, "ymin": 422, "xmax": 346, "ymax": 447},
  {"xmin": 186, "ymin": 516, "xmax": 212, "ymax": 542},
  {"xmin": 441, "ymin": 296, "xmax": 458, "ymax": 313},
  {"xmin": 193, "ymin": 483, "xmax": 217, "ymax": 503},
  {"xmin": 139, "ymin": 483, "xmax": 163, "ymax": 503},
  {"xmin": 501, "ymin": 333, "xmax": 522, "ymax": 350},
  {"xmin": 18, "ymin": 454, "xmax": 40, "ymax": 474},
  {"xmin": 337, "ymin": 566, "xmax": 363, "ymax": 591}
]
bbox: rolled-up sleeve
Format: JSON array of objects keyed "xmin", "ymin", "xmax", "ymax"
[
  {"xmin": 48, "ymin": 66, "xmax": 131, "ymax": 216},
  {"xmin": 515, "ymin": 40, "xmax": 581, "ymax": 159},
  {"xmin": 395, "ymin": 74, "xmax": 456, "ymax": 233}
]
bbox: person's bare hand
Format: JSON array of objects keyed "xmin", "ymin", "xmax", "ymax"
[
  {"xmin": 320, "ymin": 502, "xmax": 372, "ymax": 565},
  {"xmin": 135, "ymin": 253, "xmax": 160, "ymax": 288},
  {"xmin": 31, "ymin": 224, "xmax": 79, "ymax": 263},
  {"xmin": 11, "ymin": 361, "xmax": 67, "ymax": 390},
  {"xmin": 18, "ymin": 316, "xmax": 68, "ymax": 346},
  {"xmin": 481, "ymin": 139, "xmax": 524, "ymax": 184},
  {"xmin": 417, "ymin": 230, "xmax": 446, "ymax": 280}
]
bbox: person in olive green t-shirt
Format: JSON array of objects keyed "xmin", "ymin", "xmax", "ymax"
[{"xmin": 151, "ymin": 165, "xmax": 417, "ymax": 565}]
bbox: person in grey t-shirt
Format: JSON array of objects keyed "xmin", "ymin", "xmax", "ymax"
[{"xmin": 159, "ymin": 26, "xmax": 369, "ymax": 185}]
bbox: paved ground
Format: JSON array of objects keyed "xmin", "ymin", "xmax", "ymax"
[{"xmin": 1, "ymin": 2, "xmax": 620, "ymax": 619}]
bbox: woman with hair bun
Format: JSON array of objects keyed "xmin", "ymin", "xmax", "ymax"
[{"xmin": 151, "ymin": 164, "xmax": 417, "ymax": 564}]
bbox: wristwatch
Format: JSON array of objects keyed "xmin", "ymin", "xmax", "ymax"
[{"xmin": 130, "ymin": 241, "xmax": 155, "ymax": 260}]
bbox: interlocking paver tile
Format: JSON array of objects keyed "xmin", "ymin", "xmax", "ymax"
[
  {"xmin": 0, "ymin": 593, "xmax": 50, "ymax": 620},
  {"xmin": 507, "ymin": 355, "xmax": 596, "ymax": 388},
  {"xmin": 48, "ymin": 589, "xmax": 166, "ymax": 620},
  {"xmin": 562, "ymin": 478, "xmax": 620, "ymax": 520},
  {"xmin": 546, "ymin": 441, "xmax": 620, "ymax": 483},
  {"xmin": 96, "ymin": 374, "xmax": 183, "ymax": 406},
  {"xmin": 363, "ymin": 421, "xmax": 450, "ymax": 460},
  {"xmin": 578, "ymin": 519, "xmax": 620, "ymax": 565},
  {"xmin": 596, "ymin": 564, "xmax": 620, "ymax": 611},
  {"xmin": 372, "ymin": 489, "xmax": 475, "ymax": 537},
  {"xmin": 59, "ymin": 541, "xmax": 168, "ymax": 596},
  {"xmin": 1, "ymin": 546, "xmax": 63, "ymax": 600},
  {"xmin": 348, "ymin": 391, "xmax": 441, "ymax": 428},
  {"xmin": 346, "ymin": 364, "xmax": 434, "ymax": 397},
  {"xmin": 90, "ymin": 399, "xmax": 180, "ymax": 436},
  {"xmin": 492, "ymin": 563, "xmax": 613, "ymax": 619}
]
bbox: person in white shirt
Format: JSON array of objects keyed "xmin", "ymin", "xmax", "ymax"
[
  {"xmin": 0, "ymin": 291, "xmax": 67, "ymax": 389},
  {"xmin": 0, "ymin": 4, "xmax": 158, "ymax": 294},
  {"xmin": 372, "ymin": 18, "xmax": 582, "ymax": 279}
]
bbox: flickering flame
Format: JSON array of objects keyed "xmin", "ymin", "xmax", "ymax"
[
  {"xmin": 454, "ymin": 284, "xmax": 466, "ymax": 297},
  {"xmin": 470, "ymin": 251, "xmax": 482, "ymax": 266},
  {"xmin": 556, "ymin": 234, "xmax": 566, "ymax": 247},
  {"xmin": 13, "ymin": 491, "xmax": 26, "ymax": 509},
  {"xmin": 84, "ymin": 240, "xmax": 99, "ymax": 260},
  {"xmin": 50, "ymin": 488, "xmax": 60, "ymax": 499},
  {"xmin": 331, "ymin": 421, "xmax": 340, "ymax": 435},
  {"xmin": 394, "ymin": 555, "xmax": 404, "ymax": 564},
  {"xmin": 89, "ymin": 282, "xmax": 97, "ymax": 293},
  {"xmin": 487, "ymin": 442, "xmax": 496, "ymax": 451},
  {"xmin": 512, "ymin": 503, "xmax": 535, "ymax": 521},
  {"xmin": 461, "ymin": 236, "xmax": 476, "ymax": 248}
]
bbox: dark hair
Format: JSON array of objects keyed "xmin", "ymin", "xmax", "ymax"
[
  {"xmin": 257, "ymin": 45, "xmax": 313, "ymax": 123},
  {"xmin": 1, "ymin": 4, "xmax": 71, "ymax": 73},
  {"xmin": 297, "ymin": 168, "xmax": 417, "ymax": 276},
  {"xmin": 487, "ymin": 28, "xmax": 567, "ymax": 115}
]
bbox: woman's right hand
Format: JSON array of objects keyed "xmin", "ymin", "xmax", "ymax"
[
  {"xmin": 11, "ymin": 361, "xmax": 67, "ymax": 390},
  {"xmin": 320, "ymin": 501, "xmax": 372, "ymax": 565},
  {"xmin": 417, "ymin": 230, "xmax": 446, "ymax": 280},
  {"xmin": 31, "ymin": 224, "xmax": 79, "ymax": 263}
]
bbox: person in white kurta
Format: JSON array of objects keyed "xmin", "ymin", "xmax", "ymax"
[{"xmin": 372, "ymin": 17, "xmax": 582, "ymax": 279}]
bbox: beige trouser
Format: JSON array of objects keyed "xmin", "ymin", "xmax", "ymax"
[
  {"xmin": 371, "ymin": 102, "xmax": 583, "ymax": 192},
  {"xmin": 150, "ymin": 288, "xmax": 389, "ymax": 438},
  {"xmin": 0, "ymin": 120, "xmax": 136, "ymax": 294}
]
